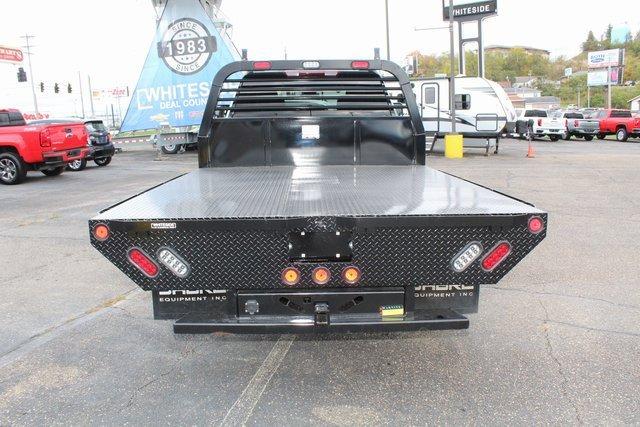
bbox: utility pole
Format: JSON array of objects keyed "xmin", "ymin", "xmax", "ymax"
[
  {"xmin": 88, "ymin": 75, "xmax": 95, "ymax": 117},
  {"xmin": 607, "ymin": 65, "xmax": 612, "ymax": 109},
  {"xmin": 448, "ymin": 0, "xmax": 456, "ymax": 133},
  {"xmin": 20, "ymin": 34, "xmax": 39, "ymax": 114},
  {"xmin": 577, "ymin": 88, "xmax": 581, "ymax": 108},
  {"xmin": 78, "ymin": 71, "xmax": 85, "ymax": 118},
  {"xmin": 385, "ymin": 0, "xmax": 390, "ymax": 60}
]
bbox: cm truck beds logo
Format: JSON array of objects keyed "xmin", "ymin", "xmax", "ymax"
[
  {"xmin": 156, "ymin": 18, "xmax": 217, "ymax": 75},
  {"xmin": 415, "ymin": 284, "xmax": 475, "ymax": 298},
  {"xmin": 158, "ymin": 289, "xmax": 227, "ymax": 303}
]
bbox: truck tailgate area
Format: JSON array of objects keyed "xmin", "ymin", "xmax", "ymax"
[{"xmin": 90, "ymin": 165, "xmax": 546, "ymax": 293}]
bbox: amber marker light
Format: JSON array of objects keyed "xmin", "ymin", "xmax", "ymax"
[
  {"xmin": 342, "ymin": 266, "xmax": 361, "ymax": 284},
  {"xmin": 312, "ymin": 267, "xmax": 331, "ymax": 285},
  {"xmin": 93, "ymin": 224, "xmax": 110, "ymax": 241},
  {"xmin": 281, "ymin": 267, "xmax": 301, "ymax": 286}
]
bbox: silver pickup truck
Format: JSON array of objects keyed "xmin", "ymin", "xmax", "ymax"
[{"xmin": 556, "ymin": 111, "xmax": 600, "ymax": 141}]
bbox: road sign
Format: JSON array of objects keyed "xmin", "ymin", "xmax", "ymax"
[
  {"xmin": 564, "ymin": 68, "xmax": 572, "ymax": 77},
  {"xmin": 443, "ymin": 0, "xmax": 497, "ymax": 21},
  {"xmin": 0, "ymin": 45, "xmax": 23, "ymax": 63}
]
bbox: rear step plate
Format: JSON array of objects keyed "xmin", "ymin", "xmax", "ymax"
[{"xmin": 173, "ymin": 309, "xmax": 469, "ymax": 334}]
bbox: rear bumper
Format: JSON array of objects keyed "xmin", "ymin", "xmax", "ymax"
[
  {"xmin": 570, "ymin": 129, "xmax": 599, "ymax": 135},
  {"xmin": 535, "ymin": 128, "xmax": 564, "ymax": 135},
  {"xmin": 39, "ymin": 147, "xmax": 89, "ymax": 168},
  {"xmin": 88, "ymin": 144, "xmax": 115, "ymax": 160},
  {"xmin": 173, "ymin": 309, "xmax": 469, "ymax": 334}
]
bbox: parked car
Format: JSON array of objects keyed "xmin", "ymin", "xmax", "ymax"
[
  {"xmin": 30, "ymin": 118, "xmax": 115, "ymax": 171},
  {"xmin": 516, "ymin": 109, "xmax": 565, "ymax": 141},
  {"xmin": 593, "ymin": 109, "xmax": 640, "ymax": 142},
  {"xmin": 0, "ymin": 109, "xmax": 88, "ymax": 185},
  {"xmin": 553, "ymin": 111, "xmax": 600, "ymax": 141}
]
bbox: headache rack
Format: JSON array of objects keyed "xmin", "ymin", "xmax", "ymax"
[{"xmin": 198, "ymin": 60, "xmax": 425, "ymax": 167}]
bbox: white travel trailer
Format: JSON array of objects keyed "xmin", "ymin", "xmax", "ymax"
[{"xmin": 411, "ymin": 76, "xmax": 517, "ymax": 155}]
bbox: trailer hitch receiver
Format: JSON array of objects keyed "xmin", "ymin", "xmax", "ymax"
[{"xmin": 314, "ymin": 302, "xmax": 330, "ymax": 326}]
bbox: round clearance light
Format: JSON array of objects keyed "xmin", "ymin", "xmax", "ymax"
[
  {"xmin": 312, "ymin": 267, "xmax": 331, "ymax": 285},
  {"xmin": 92, "ymin": 223, "xmax": 110, "ymax": 241},
  {"xmin": 528, "ymin": 216, "xmax": 545, "ymax": 234},
  {"xmin": 281, "ymin": 267, "xmax": 301, "ymax": 286},
  {"xmin": 342, "ymin": 266, "xmax": 361, "ymax": 284}
]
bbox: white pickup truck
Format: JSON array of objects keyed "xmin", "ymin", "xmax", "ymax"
[{"xmin": 515, "ymin": 109, "xmax": 565, "ymax": 141}]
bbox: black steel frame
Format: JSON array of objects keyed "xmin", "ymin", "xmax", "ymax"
[{"xmin": 198, "ymin": 60, "xmax": 426, "ymax": 168}]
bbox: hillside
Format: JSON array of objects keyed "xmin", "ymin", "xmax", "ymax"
[{"xmin": 409, "ymin": 26, "xmax": 640, "ymax": 108}]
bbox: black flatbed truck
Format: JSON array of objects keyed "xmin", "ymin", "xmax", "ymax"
[{"xmin": 90, "ymin": 60, "xmax": 546, "ymax": 334}]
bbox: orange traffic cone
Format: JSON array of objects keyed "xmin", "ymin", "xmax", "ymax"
[{"xmin": 526, "ymin": 140, "xmax": 535, "ymax": 158}]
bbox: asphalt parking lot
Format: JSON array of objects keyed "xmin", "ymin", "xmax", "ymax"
[{"xmin": 1, "ymin": 138, "xmax": 639, "ymax": 425}]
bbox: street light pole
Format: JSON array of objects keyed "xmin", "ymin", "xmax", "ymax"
[
  {"xmin": 447, "ymin": 0, "xmax": 456, "ymax": 133},
  {"xmin": 385, "ymin": 0, "xmax": 390, "ymax": 60},
  {"xmin": 20, "ymin": 34, "xmax": 39, "ymax": 115}
]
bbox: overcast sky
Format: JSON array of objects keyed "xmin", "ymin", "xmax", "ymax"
[{"xmin": 0, "ymin": 0, "xmax": 638, "ymax": 113}]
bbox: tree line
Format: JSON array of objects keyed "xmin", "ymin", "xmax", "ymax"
[{"xmin": 408, "ymin": 25, "xmax": 640, "ymax": 109}]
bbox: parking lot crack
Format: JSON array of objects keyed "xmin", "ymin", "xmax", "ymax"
[
  {"xmin": 544, "ymin": 320, "xmax": 640, "ymax": 338},
  {"xmin": 0, "ymin": 289, "xmax": 140, "ymax": 369},
  {"xmin": 538, "ymin": 299, "xmax": 583, "ymax": 425},
  {"xmin": 486, "ymin": 285, "xmax": 640, "ymax": 312},
  {"xmin": 122, "ymin": 342, "xmax": 203, "ymax": 411}
]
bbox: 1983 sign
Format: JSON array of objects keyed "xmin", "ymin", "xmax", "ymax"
[{"xmin": 156, "ymin": 18, "xmax": 217, "ymax": 75}]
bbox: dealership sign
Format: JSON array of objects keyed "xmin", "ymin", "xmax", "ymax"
[
  {"xmin": 120, "ymin": 0, "xmax": 238, "ymax": 132},
  {"xmin": 587, "ymin": 68, "xmax": 622, "ymax": 86},
  {"xmin": 587, "ymin": 49, "xmax": 624, "ymax": 69},
  {"xmin": 443, "ymin": 0, "xmax": 498, "ymax": 20},
  {"xmin": 0, "ymin": 45, "xmax": 23, "ymax": 63}
]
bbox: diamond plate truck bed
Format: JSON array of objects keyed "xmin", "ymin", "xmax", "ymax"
[{"xmin": 88, "ymin": 60, "xmax": 546, "ymax": 333}]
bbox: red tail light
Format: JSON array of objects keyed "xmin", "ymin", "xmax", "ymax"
[
  {"xmin": 574, "ymin": 120, "xmax": 579, "ymax": 127},
  {"xmin": 253, "ymin": 61, "xmax": 272, "ymax": 70},
  {"xmin": 351, "ymin": 60, "xmax": 370, "ymax": 69},
  {"xmin": 40, "ymin": 128, "xmax": 51, "ymax": 147},
  {"xmin": 481, "ymin": 242, "xmax": 511, "ymax": 272},
  {"xmin": 528, "ymin": 216, "xmax": 544, "ymax": 234},
  {"xmin": 128, "ymin": 248, "xmax": 159, "ymax": 278},
  {"xmin": 537, "ymin": 119, "xmax": 542, "ymax": 127},
  {"xmin": 564, "ymin": 119, "xmax": 568, "ymax": 127}
]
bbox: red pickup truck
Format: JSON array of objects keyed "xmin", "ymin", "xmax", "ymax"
[
  {"xmin": 594, "ymin": 109, "xmax": 640, "ymax": 142},
  {"xmin": 0, "ymin": 109, "xmax": 89, "ymax": 184}
]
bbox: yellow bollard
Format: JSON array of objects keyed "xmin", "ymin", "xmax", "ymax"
[{"xmin": 444, "ymin": 134, "xmax": 464, "ymax": 159}]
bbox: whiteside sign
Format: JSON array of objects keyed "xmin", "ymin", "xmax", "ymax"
[
  {"xmin": 443, "ymin": 0, "xmax": 498, "ymax": 20},
  {"xmin": 587, "ymin": 49, "xmax": 624, "ymax": 69}
]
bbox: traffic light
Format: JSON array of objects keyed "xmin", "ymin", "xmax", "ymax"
[
  {"xmin": 54, "ymin": 83, "xmax": 59, "ymax": 94},
  {"xmin": 17, "ymin": 67, "xmax": 27, "ymax": 82},
  {"xmin": 67, "ymin": 83, "xmax": 72, "ymax": 93},
  {"xmin": 39, "ymin": 82, "xmax": 44, "ymax": 92}
]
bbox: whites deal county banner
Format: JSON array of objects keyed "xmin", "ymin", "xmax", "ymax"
[{"xmin": 120, "ymin": 0, "xmax": 237, "ymax": 132}]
